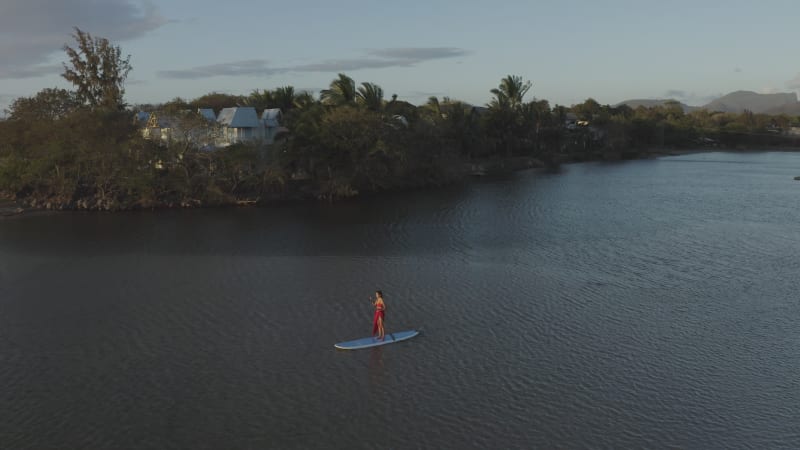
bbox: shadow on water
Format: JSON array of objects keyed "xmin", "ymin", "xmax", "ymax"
[
  {"xmin": 368, "ymin": 346, "xmax": 385, "ymax": 386},
  {"xmin": 0, "ymin": 184, "xmax": 477, "ymax": 259}
]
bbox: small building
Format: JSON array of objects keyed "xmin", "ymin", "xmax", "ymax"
[
  {"xmin": 138, "ymin": 110, "xmax": 219, "ymax": 147},
  {"xmin": 261, "ymin": 108, "xmax": 287, "ymax": 144},
  {"xmin": 142, "ymin": 112, "xmax": 179, "ymax": 142},
  {"xmin": 216, "ymin": 107, "xmax": 262, "ymax": 146},
  {"xmin": 198, "ymin": 108, "xmax": 216, "ymax": 122},
  {"xmin": 135, "ymin": 111, "xmax": 150, "ymax": 123}
]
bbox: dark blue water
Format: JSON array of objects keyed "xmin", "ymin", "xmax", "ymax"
[{"xmin": 1, "ymin": 151, "xmax": 799, "ymax": 449}]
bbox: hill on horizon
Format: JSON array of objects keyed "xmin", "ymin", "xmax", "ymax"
[
  {"xmin": 617, "ymin": 90, "xmax": 800, "ymax": 115},
  {"xmin": 615, "ymin": 99, "xmax": 696, "ymax": 113},
  {"xmin": 701, "ymin": 90, "xmax": 798, "ymax": 114}
]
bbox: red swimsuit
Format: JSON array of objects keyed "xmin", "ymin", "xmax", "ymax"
[{"xmin": 372, "ymin": 302, "xmax": 385, "ymax": 335}]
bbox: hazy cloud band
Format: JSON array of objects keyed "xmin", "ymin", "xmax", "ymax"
[{"xmin": 158, "ymin": 47, "xmax": 471, "ymax": 79}]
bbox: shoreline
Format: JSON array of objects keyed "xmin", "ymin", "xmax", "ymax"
[
  {"xmin": 3, "ymin": 147, "xmax": 799, "ymax": 217},
  {"xmin": 0, "ymin": 198, "xmax": 25, "ymax": 217},
  {"xmin": 644, "ymin": 145, "xmax": 800, "ymax": 157}
]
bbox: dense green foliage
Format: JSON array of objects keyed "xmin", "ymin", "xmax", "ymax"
[
  {"xmin": 2, "ymin": 33, "xmax": 800, "ymax": 211},
  {"xmin": 61, "ymin": 28, "xmax": 132, "ymax": 111}
]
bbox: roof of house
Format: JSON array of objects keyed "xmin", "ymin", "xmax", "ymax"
[
  {"xmin": 198, "ymin": 108, "xmax": 216, "ymax": 121},
  {"xmin": 217, "ymin": 107, "xmax": 260, "ymax": 128},
  {"xmin": 144, "ymin": 112, "xmax": 179, "ymax": 128},
  {"xmin": 261, "ymin": 108, "xmax": 282, "ymax": 127}
]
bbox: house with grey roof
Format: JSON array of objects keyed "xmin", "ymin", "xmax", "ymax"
[
  {"xmin": 137, "ymin": 109, "xmax": 220, "ymax": 147},
  {"xmin": 138, "ymin": 106, "xmax": 286, "ymax": 148},
  {"xmin": 216, "ymin": 107, "xmax": 263, "ymax": 146},
  {"xmin": 261, "ymin": 108, "xmax": 287, "ymax": 144},
  {"xmin": 198, "ymin": 108, "xmax": 216, "ymax": 122},
  {"xmin": 135, "ymin": 111, "xmax": 150, "ymax": 123},
  {"xmin": 141, "ymin": 112, "xmax": 180, "ymax": 142}
]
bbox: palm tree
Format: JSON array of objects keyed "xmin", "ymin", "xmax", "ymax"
[
  {"xmin": 490, "ymin": 75, "xmax": 531, "ymax": 111},
  {"xmin": 487, "ymin": 75, "xmax": 532, "ymax": 157},
  {"xmin": 293, "ymin": 91, "xmax": 317, "ymax": 110},
  {"xmin": 272, "ymin": 86, "xmax": 296, "ymax": 111},
  {"xmin": 422, "ymin": 96, "xmax": 455, "ymax": 121},
  {"xmin": 247, "ymin": 89, "xmax": 274, "ymax": 111},
  {"xmin": 320, "ymin": 73, "xmax": 357, "ymax": 106},
  {"xmin": 356, "ymin": 82, "xmax": 384, "ymax": 111}
]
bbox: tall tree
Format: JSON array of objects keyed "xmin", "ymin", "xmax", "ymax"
[
  {"xmin": 191, "ymin": 92, "xmax": 246, "ymax": 114},
  {"xmin": 356, "ymin": 82, "xmax": 384, "ymax": 111},
  {"xmin": 572, "ymin": 98, "xmax": 601, "ymax": 121},
  {"xmin": 293, "ymin": 91, "xmax": 317, "ymax": 110},
  {"xmin": 272, "ymin": 86, "xmax": 297, "ymax": 111},
  {"xmin": 246, "ymin": 89, "xmax": 275, "ymax": 111},
  {"xmin": 490, "ymin": 75, "xmax": 531, "ymax": 111},
  {"xmin": 320, "ymin": 73, "xmax": 357, "ymax": 106},
  {"xmin": 61, "ymin": 28, "xmax": 132, "ymax": 110},
  {"xmin": 487, "ymin": 75, "xmax": 532, "ymax": 156},
  {"xmin": 7, "ymin": 88, "xmax": 80, "ymax": 121}
]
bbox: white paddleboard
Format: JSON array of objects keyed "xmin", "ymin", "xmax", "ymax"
[{"xmin": 334, "ymin": 329, "xmax": 419, "ymax": 350}]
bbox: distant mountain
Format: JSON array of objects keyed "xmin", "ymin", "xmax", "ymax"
[
  {"xmin": 761, "ymin": 102, "xmax": 800, "ymax": 115},
  {"xmin": 701, "ymin": 91, "xmax": 798, "ymax": 114},
  {"xmin": 617, "ymin": 91, "xmax": 800, "ymax": 115},
  {"xmin": 616, "ymin": 99, "xmax": 696, "ymax": 113}
]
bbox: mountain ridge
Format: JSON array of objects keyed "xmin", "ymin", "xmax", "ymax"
[{"xmin": 617, "ymin": 90, "xmax": 800, "ymax": 115}]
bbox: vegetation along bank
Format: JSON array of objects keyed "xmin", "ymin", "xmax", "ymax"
[{"xmin": 2, "ymin": 29, "xmax": 799, "ymax": 212}]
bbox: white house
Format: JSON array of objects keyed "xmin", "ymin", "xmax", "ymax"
[
  {"xmin": 139, "ymin": 106, "xmax": 287, "ymax": 148},
  {"xmin": 138, "ymin": 109, "xmax": 220, "ymax": 147},
  {"xmin": 216, "ymin": 107, "xmax": 263, "ymax": 146},
  {"xmin": 261, "ymin": 108, "xmax": 287, "ymax": 144}
]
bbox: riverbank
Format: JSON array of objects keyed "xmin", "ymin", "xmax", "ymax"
[
  {"xmin": 465, "ymin": 156, "xmax": 547, "ymax": 176},
  {"xmin": 0, "ymin": 198, "xmax": 24, "ymax": 217},
  {"xmin": 4, "ymin": 147, "xmax": 797, "ymax": 215},
  {"xmin": 644, "ymin": 145, "xmax": 800, "ymax": 157}
]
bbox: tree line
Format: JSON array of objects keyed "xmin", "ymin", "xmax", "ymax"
[{"xmin": 2, "ymin": 29, "xmax": 799, "ymax": 210}]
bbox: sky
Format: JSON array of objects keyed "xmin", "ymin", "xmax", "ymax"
[{"xmin": 2, "ymin": 0, "xmax": 800, "ymax": 115}]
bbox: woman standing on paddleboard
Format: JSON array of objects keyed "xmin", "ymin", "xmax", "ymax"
[{"xmin": 372, "ymin": 291, "xmax": 386, "ymax": 340}]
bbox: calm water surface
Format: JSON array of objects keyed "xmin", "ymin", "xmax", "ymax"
[{"xmin": 1, "ymin": 152, "xmax": 799, "ymax": 449}]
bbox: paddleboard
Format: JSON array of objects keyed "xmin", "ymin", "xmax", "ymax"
[{"xmin": 334, "ymin": 329, "xmax": 419, "ymax": 350}]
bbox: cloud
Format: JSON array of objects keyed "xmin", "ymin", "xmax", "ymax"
[
  {"xmin": 158, "ymin": 60, "xmax": 281, "ymax": 79},
  {"xmin": 289, "ymin": 58, "xmax": 412, "ymax": 72},
  {"xmin": 159, "ymin": 47, "xmax": 471, "ymax": 79},
  {"xmin": 0, "ymin": 64, "xmax": 63, "ymax": 79},
  {"xmin": 366, "ymin": 47, "xmax": 470, "ymax": 61},
  {"xmin": 786, "ymin": 73, "xmax": 800, "ymax": 90},
  {"xmin": 0, "ymin": 0, "xmax": 168, "ymax": 79},
  {"xmin": 407, "ymin": 90, "xmax": 447, "ymax": 99},
  {"xmin": 663, "ymin": 89, "xmax": 687, "ymax": 99}
]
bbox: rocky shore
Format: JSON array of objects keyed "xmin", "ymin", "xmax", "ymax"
[
  {"xmin": 4, "ymin": 148, "xmax": 797, "ymax": 215},
  {"xmin": 0, "ymin": 198, "xmax": 25, "ymax": 217}
]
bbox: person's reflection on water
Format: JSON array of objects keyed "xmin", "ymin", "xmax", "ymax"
[{"xmin": 368, "ymin": 346, "xmax": 385, "ymax": 386}]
